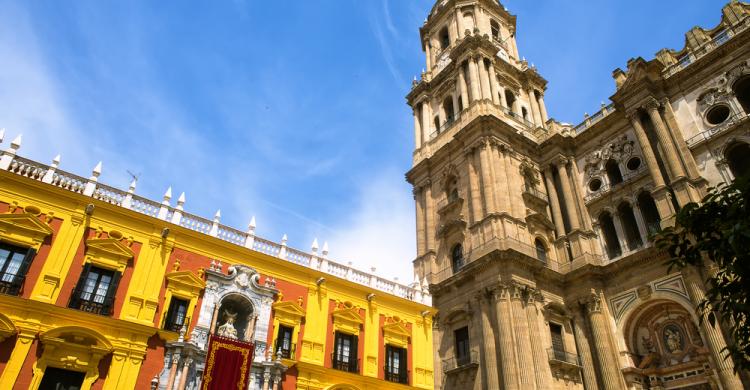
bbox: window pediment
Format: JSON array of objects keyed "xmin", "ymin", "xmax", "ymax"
[
  {"xmin": 383, "ymin": 317, "xmax": 411, "ymax": 348},
  {"xmin": 332, "ymin": 301, "xmax": 363, "ymax": 334},
  {"xmin": 85, "ymin": 238, "xmax": 134, "ymax": 272},
  {"xmin": 0, "ymin": 212, "xmax": 53, "ymax": 249},
  {"xmin": 165, "ymin": 270, "xmax": 206, "ymax": 298},
  {"xmin": 273, "ymin": 299, "xmax": 305, "ymax": 326}
]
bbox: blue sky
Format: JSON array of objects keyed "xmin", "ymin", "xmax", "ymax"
[{"xmin": 0, "ymin": 0, "xmax": 727, "ymax": 283}]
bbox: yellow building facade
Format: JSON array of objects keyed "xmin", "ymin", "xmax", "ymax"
[{"xmin": 0, "ymin": 138, "xmax": 435, "ymax": 389}]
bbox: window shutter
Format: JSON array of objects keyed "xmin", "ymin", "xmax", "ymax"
[
  {"xmin": 351, "ymin": 334, "xmax": 359, "ymax": 372},
  {"xmin": 400, "ymin": 347, "xmax": 408, "ymax": 383},
  {"xmin": 102, "ymin": 271, "xmax": 121, "ymax": 316},
  {"xmin": 69, "ymin": 263, "xmax": 91, "ymax": 309},
  {"xmin": 12, "ymin": 248, "xmax": 36, "ymax": 294}
]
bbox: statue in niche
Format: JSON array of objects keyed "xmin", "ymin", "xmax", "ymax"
[
  {"xmin": 217, "ymin": 309, "xmax": 239, "ymax": 339},
  {"xmin": 637, "ymin": 335, "xmax": 661, "ymax": 369},
  {"xmin": 663, "ymin": 325, "xmax": 684, "ymax": 353}
]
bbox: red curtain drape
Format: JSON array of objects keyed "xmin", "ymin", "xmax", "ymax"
[{"xmin": 202, "ymin": 335, "xmax": 255, "ymax": 390}]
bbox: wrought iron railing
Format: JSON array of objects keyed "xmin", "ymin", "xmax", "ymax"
[
  {"xmin": 331, "ymin": 354, "xmax": 359, "ymax": 373},
  {"xmin": 442, "ymin": 350, "xmax": 479, "ymax": 372},
  {"xmin": 274, "ymin": 340, "xmax": 296, "ymax": 360},
  {"xmin": 69, "ymin": 289, "xmax": 114, "ymax": 316},
  {"xmin": 384, "ymin": 368, "xmax": 409, "ymax": 384},
  {"xmin": 0, "ymin": 273, "xmax": 24, "ymax": 296},
  {"xmin": 547, "ymin": 348, "xmax": 581, "ymax": 366}
]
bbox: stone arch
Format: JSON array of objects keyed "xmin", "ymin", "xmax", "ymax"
[
  {"xmin": 533, "ymin": 236, "xmax": 548, "ymax": 263},
  {"xmin": 598, "ymin": 210, "xmax": 621, "ymax": 259},
  {"xmin": 719, "ymin": 137, "xmax": 750, "ymax": 179},
  {"xmin": 617, "ymin": 201, "xmax": 643, "ymax": 250},
  {"xmin": 324, "ymin": 384, "xmax": 361, "ymax": 390},
  {"xmin": 215, "ymin": 292, "xmax": 257, "ymax": 341}
]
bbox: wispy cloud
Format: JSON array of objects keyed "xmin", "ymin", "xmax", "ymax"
[{"xmin": 368, "ymin": 0, "xmax": 406, "ymax": 88}]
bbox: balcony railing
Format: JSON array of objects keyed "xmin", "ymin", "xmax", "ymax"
[
  {"xmin": 331, "ymin": 354, "xmax": 359, "ymax": 373},
  {"xmin": 274, "ymin": 340, "xmax": 296, "ymax": 360},
  {"xmin": 547, "ymin": 348, "xmax": 581, "ymax": 366},
  {"xmin": 686, "ymin": 112, "xmax": 748, "ymax": 147},
  {"xmin": 0, "ymin": 274, "xmax": 24, "ymax": 296},
  {"xmin": 523, "ymin": 186, "xmax": 549, "ymax": 203},
  {"xmin": 442, "ymin": 350, "xmax": 479, "ymax": 372},
  {"xmin": 384, "ymin": 369, "xmax": 409, "ymax": 384},
  {"xmin": 70, "ymin": 290, "xmax": 114, "ymax": 316}
]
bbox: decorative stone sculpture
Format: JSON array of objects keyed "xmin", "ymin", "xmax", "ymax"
[{"xmin": 217, "ymin": 310, "xmax": 239, "ymax": 339}]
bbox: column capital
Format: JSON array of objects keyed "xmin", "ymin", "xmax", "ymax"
[
  {"xmin": 509, "ymin": 282, "xmax": 524, "ymax": 301},
  {"xmin": 642, "ymin": 97, "xmax": 661, "ymax": 112},
  {"xmin": 492, "ymin": 283, "xmax": 511, "ymax": 301},
  {"xmin": 582, "ymin": 291, "xmax": 603, "ymax": 314}
]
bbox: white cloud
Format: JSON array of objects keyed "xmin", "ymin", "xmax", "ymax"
[{"xmin": 325, "ymin": 168, "xmax": 416, "ymax": 284}]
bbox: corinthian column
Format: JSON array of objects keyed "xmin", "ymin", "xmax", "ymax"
[
  {"xmin": 479, "ymin": 138, "xmax": 497, "ymax": 215},
  {"xmin": 556, "ymin": 158, "xmax": 581, "ymax": 231},
  {"xmin": 478, "ymin": 291, "xmax": 501, "ymax": 389},
  {"xmin": 494, "ymin": 285, "xmax": 519, "ymax": 389},
  {"xmin": 478, "ymin": 57, "xmax": 492, "ymax": 100},
  {"xmin": 468, "ymin": 57, "xmax": 481, "ymax": 102},
  {"xmin": 458, "ymin": 64, "xmax": 469, "ymax": 110},
  {"xmin": 413, "ymin": 109, "xmax": 422, "ymax": 149},
  {"xmin": 467, "ymin": 149, "xmax": 483, "ymax": 223},
  {"xmin": 683, "ymin": 268, "xmax": 744, "ymax": 389},
  {"xmin": 511, "ymin": 284, "xmax": 536, "ymax": 388},
  {"xmin": 644, "ymin": 99, "xmax": 685, "ymax": 179},
  {"xmin": 573, "ymin": 313, "xmax": 600, "ymax": 390},
  {"xmin": 544, "ymin": 167, "xmax": 565, "ymax": 237},
  {"xmin": 584, "ymin": 292, "xmax": 625, "ymax": 390},
  {"xmin": 628, "ymin": 112, "xmax": 665, "ymax": 188},
  {"xmin": 526, "ymin": 291, "xmax": 552, "ymax": 389}
]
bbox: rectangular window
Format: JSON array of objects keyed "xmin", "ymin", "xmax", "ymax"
[
  {"xmin": 550, "ymin": 323, "xmax": 565, "ymax": 360},
  {"xmin": 332, "ymin": 331, "xmax": 358, "ymax": 373},
  {"xmin": 164, "ymin": 297, "xmax": 189, "ymax": 332},
  {"xmin": 69, "ymin": 264, "xmax": 120, "ymax": 316},
  {"xmin": 0, "ymin": 242, "xmax": 35, "ymax": 296},
  {"xmin": 454, "ymin": 326, "xmax": 470, "ymax": 366},
  {"xmin": 275, "ymin": 324, "xmax": 295, "ymax": 359},
  {"xmin": 385, "ymin": 345, "xmax": 408, "ymax": 384},
  {"xmin": 39, "ymin": 367, "xmax": 85, "ymax": 390}
]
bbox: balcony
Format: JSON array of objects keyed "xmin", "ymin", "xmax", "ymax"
[
  {"xmin": 70, "ymin": 290, "xmax": 114, "ymax": 316},
  {"xmin": 584, "ymin": 165, "xmax": 648, "ymax": 204},
  {"xmin": 442, "ymin": 350, "xmax": 479, "ymax": 374},
  {"xmin": 274, "ymin": 340, "xmax": 296, "ymax": 360},
  {"xmin": 548, "ymin": 348, "xmax": 581, "ymax": 377},
  {"xmin": 331, "ymin": 354, "xmax": 359, "ymax": 374},
  {"xmin": 384, "ymin": 369, "xmax": 409, "ymax": 384}
]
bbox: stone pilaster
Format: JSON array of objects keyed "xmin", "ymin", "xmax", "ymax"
[
  {"xmin": 511, "ymin": 284, "xmax": 536, "ymax": 388},
  {"xmin": 413, "ymin": 109, "xmax": 422, "ymax": 149},
  {"xmin": 424, "ymin": 180, "xmax": 436, "ymax": 252},
  {"xmin": 468, "ymin": 56, "xmax": 481, "ymax": 102},
  {"xmin": 683, "ymin": 268, "xmax": 744, "ymax": 389},
  {"xmin": 572, "ymin": 313, "xmax": 600, "ymax": 390},
  {"xmin": 467, "ymin": 148, "xmax": 483, "ymax": 224},
  {"xmin": 421, "ymin": 100, "xmax": 433, "ymax": 138},
  {"xmin": 584, "ymin": 292, "xmax": 625, "ymax": 390},
  {"xmin": 458, "ymin": 64, "xmax": 469, "ymax": 110},
  {"xmin": 479, "ymin": 138, "xmax": 497, "ymax": 215},
  {"xmin": 478, "ymin": 57, "xmax": 492, "ymax": 101},
  {"xmin": 494, "ymin": 284, "xmax": 519, "ymax": 389},
  {"xmin": 478, "ymin": 290, "xmax": 501, "ymax": 389},
  {"xmin": 414, "ymin": 187, "xmax": 426, "ymax": 257},
  {"xmin": 494, "ymin": 144, "xmax": 511, "ymax": 214},
  {"xmin": 526, "ymin": 290, "xmax": 552, "ymax": 389}
]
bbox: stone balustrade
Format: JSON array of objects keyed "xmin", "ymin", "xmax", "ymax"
[{"xmin": 0, "ymin": 133, "xmax": 430, "ymax": 305}]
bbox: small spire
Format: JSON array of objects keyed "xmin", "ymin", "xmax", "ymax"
[
  {"xmin": 92, "ymin": 161, "xmax": 102, "ymax": 177},
  {"xmin": 249, "ymin": 216, "xmax": 256, "ymax": 229},
  {"xmin": 213, "ymin": 209, "xmax": 221, "ymax": 221},
  {"xmin": 177, "ymin": 192, "xmax": 186, "ymax": 205},
  {"xmin": 163, "ymin": 186, "xmax": 172, "ymax": 201},
  {"xmin": 322, "ymin": 241, "xmax": 329, "ymax": 257},
  {"xmin": 0, "ymin": 128, "xmax": 4, "ymax": 143},
  {"xmin": 10, "ymin": 134, "xmax": 22, "ymax": 149},
  {"xmin": 281, "ymin": 234, "xmax": 288, "ymax": 244},
  {"xmin": 51, "ymin": 154, "xmax": 61, "ymax": 167},
  {"xmin": 311, "ymin": 238, "xmax": 319, "ymax": 252},
  {"xmin": 128, "ymin": 179, "xmax": 137, "ymax": 193}
]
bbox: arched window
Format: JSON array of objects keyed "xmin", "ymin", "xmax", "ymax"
[
  {"xmin": 439, "ymin": 27, "xmax": 450, "ymax": 50},
  {"xmin": 521, "ymin": 107, "xmax": 529, "ymax": 121},
  {"xmin": 451, "ymin": 244, "xmax": 464, "ymax": 274},
  {"xmin": 490, "ymin": 20, "xmax": 500, "ymax": 41},
  {"xmin": 637, "ymin": 192, "xmax": 661, "ymax": 237},
  {"xmin": 733, "ymin": 75, "xmax": 750, "ymax": 114},
  {"xmin": 598, "ymin": 212, "xmax": 622, "ymax": 259},
  {"xmin": 446, "ymin": 177, "xmax": 459, "ymax": 202},
  {"xmin": 618, "ymin": 202, "xmax": 643, "ymax": 249},
  {"xmin": 605, "ymin": 159, "xmax": 623, "ymax": 185},
  {"xmin": 725, "ymin": 141, "xmax": 750, "ymax": 179},
  {"xmin": 505, "ymin": 90, "xmax": 516, "ymax": 113},
  {"xmin": 443, "ymin": 97, "xmax": 455, "ymax": 124},
  {"xmin": 534, "ymin": 239, "xmax": 547, "ymax": 263},
  {"xmin": 434, "ymin": 116, "xmax": 440, "ymax": 133}
]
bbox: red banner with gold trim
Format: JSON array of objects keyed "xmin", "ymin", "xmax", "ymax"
[{"xmin": 202, "ymin": 335, "xmax": 255, "ymax": 390}]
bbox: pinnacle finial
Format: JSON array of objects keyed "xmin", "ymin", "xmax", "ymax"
[
  {"xmin": 177, "ymin": 192, "xmax": 186, "ymax": 204},
  {"xmin": 213, "ymin": 209, "xmax": 221, "ymax": 220},
  {"xmin": 10, "ymin": 134, "xmax": 22, "ymax": 149},
  {"xmin": 281, "ymin": 234, "xmax": 288, "ymax": 244},
  {"xmin": 52, "ymin": 154, "xmax": 61, "ymax": 167},
  {"xmin": 249, "ymin": 216, "xmax": 256, "ymax": 229},
  {"xmin": 163, "ymin": 186, "xmax": 172, "ymax": 200},
  {"xmin": 322, "ymin": 241, "xmax": 329, "ymax": 256},
  {"xmin": 92, "ymin": 161, "xmax": 102, "ymax": 176},
  {"xmin": 128, "ymin": 179, "xmax": 137, "ymax": 193},
  {"xmin": 311, "ymin": 238, "xmax": 319, "ymax": 252}
]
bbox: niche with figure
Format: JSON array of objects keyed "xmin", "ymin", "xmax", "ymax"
[{"xmin": 214, "ymin": 293, "xmax": 257, "ymax": 341}]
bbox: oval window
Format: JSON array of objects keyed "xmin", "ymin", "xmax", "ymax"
[
  {"xmin": 706, "ymin": 105, "xmax": 730, "ymax": 125},
  {"xmin": 626, "ymin": 157, "xmax": 641, "ymax": 171},
  {"xmin": 589, "ymin": 178, "xmax": 602, "ymax": 192}
]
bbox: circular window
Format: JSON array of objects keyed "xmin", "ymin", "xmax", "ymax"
[
  {"xmin": 706, "ymin": 105, "xmax": 730, "ymax": 125},
  {"xmin": 626, "ymin": 157, "xmax": 641, "ymax": 171},
  {"xmin": 588, "ymin": 178, "xmax": 602, "ymax": 192}
]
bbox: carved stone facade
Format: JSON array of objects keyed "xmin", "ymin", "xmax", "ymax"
[{"xmin": 406, "ymin": 1, "xmax": 750, "ymax": 389}]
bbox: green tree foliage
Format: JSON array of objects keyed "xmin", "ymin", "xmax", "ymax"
[{"xmin": 656, "ymin": 177, "xmax": 750, "ymax": 371}]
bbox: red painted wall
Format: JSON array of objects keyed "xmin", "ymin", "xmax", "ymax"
[
  {"xmin": 0, "ymin": 334, "xmax": 17, "ymax": 377},
  {"xmin": 134, "ymin": 335, "xmax": 165, "ymax": 390},
  {"xmin": 21, "ymin": 215, "xmax": 62, "ymax": 298},
  {"xmin": 13, "ymin": 337, "xmax": 39, "ymax": 390}
]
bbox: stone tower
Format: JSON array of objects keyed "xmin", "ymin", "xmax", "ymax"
[{"xmin": 406, "ymin": 0, "xmax": 750, "ymax": 389}]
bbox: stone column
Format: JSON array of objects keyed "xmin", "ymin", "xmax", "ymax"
[
  {"xmin": 479, "ymin": 138, "xmax": 497, "ymax": 215},
  {"xmin": 489, "ymin": 63, "xmax": 500, "ymax": 105},
  {"xmin": 527, "ymin": 89, "xmax": 543, "ymax": 127},
  {"xmin": 498, "ymin": 85, "xmax": 507, "ymax": 108},
  {"xmin": 569, "ymin": 158, "xmax": 593, "ymax": 231},
  {"xmin": 494, "ymin": 285, "xmax": 519, "ymax": 389},
  {"xmin": 425, "ymin": 41, "xmax": 432, "ymax": 71},
  {"xmin": 503, "ymin": 147, "xmax": 518, "ymax": 219},
  {"xmin": 455, "ymin": 8, "xmax": 464, "ymax": 38},
  {"xmin": 467, "ymin": 149, "xmax": 483, "ymax": 224},
  {"xmin": 413, "ymin": 109, "xmax": 422, "ymax": 149},
  {"xmin": 493, "ymin": 144, "xmax": 511, "ymax": 214},
  {"xmin": 645, "ymin": 99, "xmax": 686, "ymax": 179},
  {"xmin": 176, "ymin": 357, "xmax": 191, "ymax": 390},
  {"xmin": 631, "ymin": 203, "xmax": 649, "ymax": 245},
  {"xmin": 458, "ymin": 64, "xmax": 469, "ymax": 110},
  {"xmin": 478, "ymin": 57, "xmax": 492, "ymax": 100},
  {"xmin": 526, "ymin": 291, "xmax": 552, "ymax": 389},
  {"xmin": 584, "ymin": 292, "xmax": 625, "ymax": 390},
  {"xmin": 478, "ymin": 291, "xmax": 501, "ymax": 389},
  {"xmin": 660, "ymin": 99, "xmax": 701, "ymax": 179},
  {"xmin": 611, "ymin": 213, "xmax": 629, "ymax": 254},
  {"xmin": 468, "ymin": 56, "xmax": 481, "ymax": 102},
  {"xmin": 628, "ymin": 113, "xmax": 666, "ymax": 188},
  {"xmin": 421, "ymin": 101, "xmax": 433, "ymax": 140},
  {"xmin": 544, "ymin": 167, "xmax": 566, "ymax": 237},
  {"xmin": 424, "ymin": 180, "xmax": 436, "ymax": 252},
  {"xmin": 165, "ymin": 351, "xmax": 180, "ymax": 390},
  {"xmin": 451, "ymin": 92, "xmax": 460, "ymax": 118},
  {"xmin": 262, "ymin": 368, "xmax": 271, "ymax": 390},
  {"xmin": 572, "ymin": 313, "xmax": 600, "ymax": 390},
  {"xmin": 538, "ymin": 93, "xmax": 549, "ymax": 124},
  {"xmin": 210, "ymin": 304, "xmax": 220, "ymax": 333},
  {"xmin": 684, "ymin": 268, "xmax": 744, "ymax": 389},
  {"xmin": 511, "ymin": 285, "xmax": 536, "ymax": 388},
  {"xmin": 556, "ymin": 159, "xmax": 581, "ymax": 231},
  {"xmin": 415, "ymin": 188, "xmax": 426, "ymax": 256}
]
